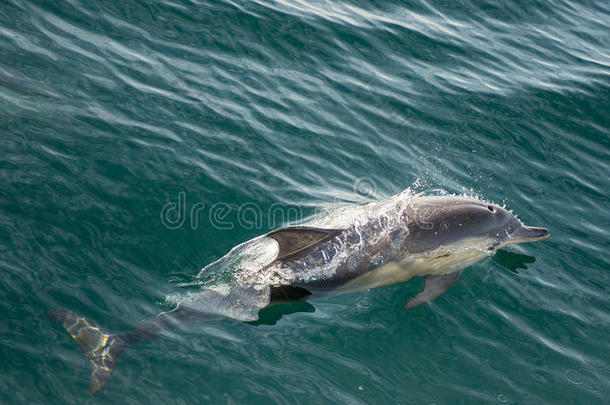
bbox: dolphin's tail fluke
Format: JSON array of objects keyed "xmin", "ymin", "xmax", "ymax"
[
  {"xmin": 48, "ymin": 285, "xmax": 271, "ymax": 393},
  {"xmin": 48, "ymin": 304, "xmax": 213, "ymax": 393},
  {"xmin": 48, "ymin": 307, "xmax": 129, "ymax": 394}
]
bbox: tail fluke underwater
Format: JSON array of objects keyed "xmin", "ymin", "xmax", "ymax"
[
  {"xmin": 47, "ymin": 306, "xmax": 179, "ymax": 393},
  {"xmin": 48, "ymin": 307, "xmax": 129, "ymax": 394},
  {"xmin": 48, "ymin": 285, "xmax": 272, "ymax": 393}
]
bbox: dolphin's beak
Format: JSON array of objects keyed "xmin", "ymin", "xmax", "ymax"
[{"xmin": 511, "ymin": 225, "xmax": 550, "ymax": 242}]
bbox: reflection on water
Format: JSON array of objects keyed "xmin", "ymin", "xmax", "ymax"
[{"xmin": 492, "ymin": 249, "xmax": 536, "ymax": 274}]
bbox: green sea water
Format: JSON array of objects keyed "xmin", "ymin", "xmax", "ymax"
[{"xmin": 1, "ymin": 0, "xmax": 609, "ymax": 403}]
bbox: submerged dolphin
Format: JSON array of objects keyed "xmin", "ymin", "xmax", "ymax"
[{"xmin": 49, "ymin": 192, "xmax": 549, "ymax": 393}]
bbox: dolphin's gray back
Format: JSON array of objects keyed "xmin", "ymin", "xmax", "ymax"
[
  {"xmin": 265, "ymin": 195, "xmax": 496, "ymax": 292},
  {"xmin": 400, "ymin": 195, "xmax": 505, "ymax": 253},
  {"xmin": 271, "ymin": 213, "xmax": 410, "ymax": 292}
]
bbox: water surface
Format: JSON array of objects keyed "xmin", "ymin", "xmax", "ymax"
[{"xmin": 1, "ymin": 0, "xmax": 609, "ymax": 403}]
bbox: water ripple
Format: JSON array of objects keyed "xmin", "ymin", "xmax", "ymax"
[{"xmin": 1, "ymin": 0, "xmax": 609, "ymax": 403}]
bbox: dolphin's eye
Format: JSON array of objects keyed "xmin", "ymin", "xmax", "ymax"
[{"xmin": 487, "ymin": 205, "xmax": 495, "ymax": 212}]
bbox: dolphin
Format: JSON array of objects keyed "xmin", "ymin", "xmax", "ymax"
[{"xmin": 49, "ymin": 192, "xmax": 549, "ymax": 393}]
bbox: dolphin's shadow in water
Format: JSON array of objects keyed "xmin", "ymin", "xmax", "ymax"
[
  {"xmin": 249, "ymin": 300, "xmax": 316, "ymax": 326},
  {"xmin": 492, "ymin": 249, "xmax": 536, "ymax": 273}
]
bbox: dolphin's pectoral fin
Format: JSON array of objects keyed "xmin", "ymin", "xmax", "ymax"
[
  {"xmin": 267, "ymin": 226, "xmax": 342, "ymax": 261},
  {"xmin": 270, "ymin": 285, "xmax": 312, "ymax": 301},
  {"xmin": 403, "ymin": 271, "xmax": 462, "ymax": 309}
]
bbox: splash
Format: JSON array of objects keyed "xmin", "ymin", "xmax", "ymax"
[
  {"xmin": 171, "ymin": 188, "xmax": 508, "ymax": 305},
  {"xmin": 194, "ymin": 236, "xmax": 279, "ymax": 285}
]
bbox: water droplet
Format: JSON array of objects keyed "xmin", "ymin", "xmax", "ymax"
[{"xmin": 497, "ymin": 393, "xmax": 508, "ymax": 402}]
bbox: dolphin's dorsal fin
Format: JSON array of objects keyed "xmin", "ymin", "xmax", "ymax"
[
  {"xmin": 267, "ymin": 226, "xmax": 342, "ymax": 261},
  {"xmin": 403, "ymin": 271, "xmax": 462, "ymax": 309}
]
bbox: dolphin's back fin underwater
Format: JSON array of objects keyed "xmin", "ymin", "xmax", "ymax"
[{"xmin": 49, "ymin": 284, "xmax": 272, "ymax": 393}]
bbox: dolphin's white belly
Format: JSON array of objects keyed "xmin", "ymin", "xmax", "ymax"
[{"xmin": 335, "ymin": 244, "xmax": 491, "ymax": 293}]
